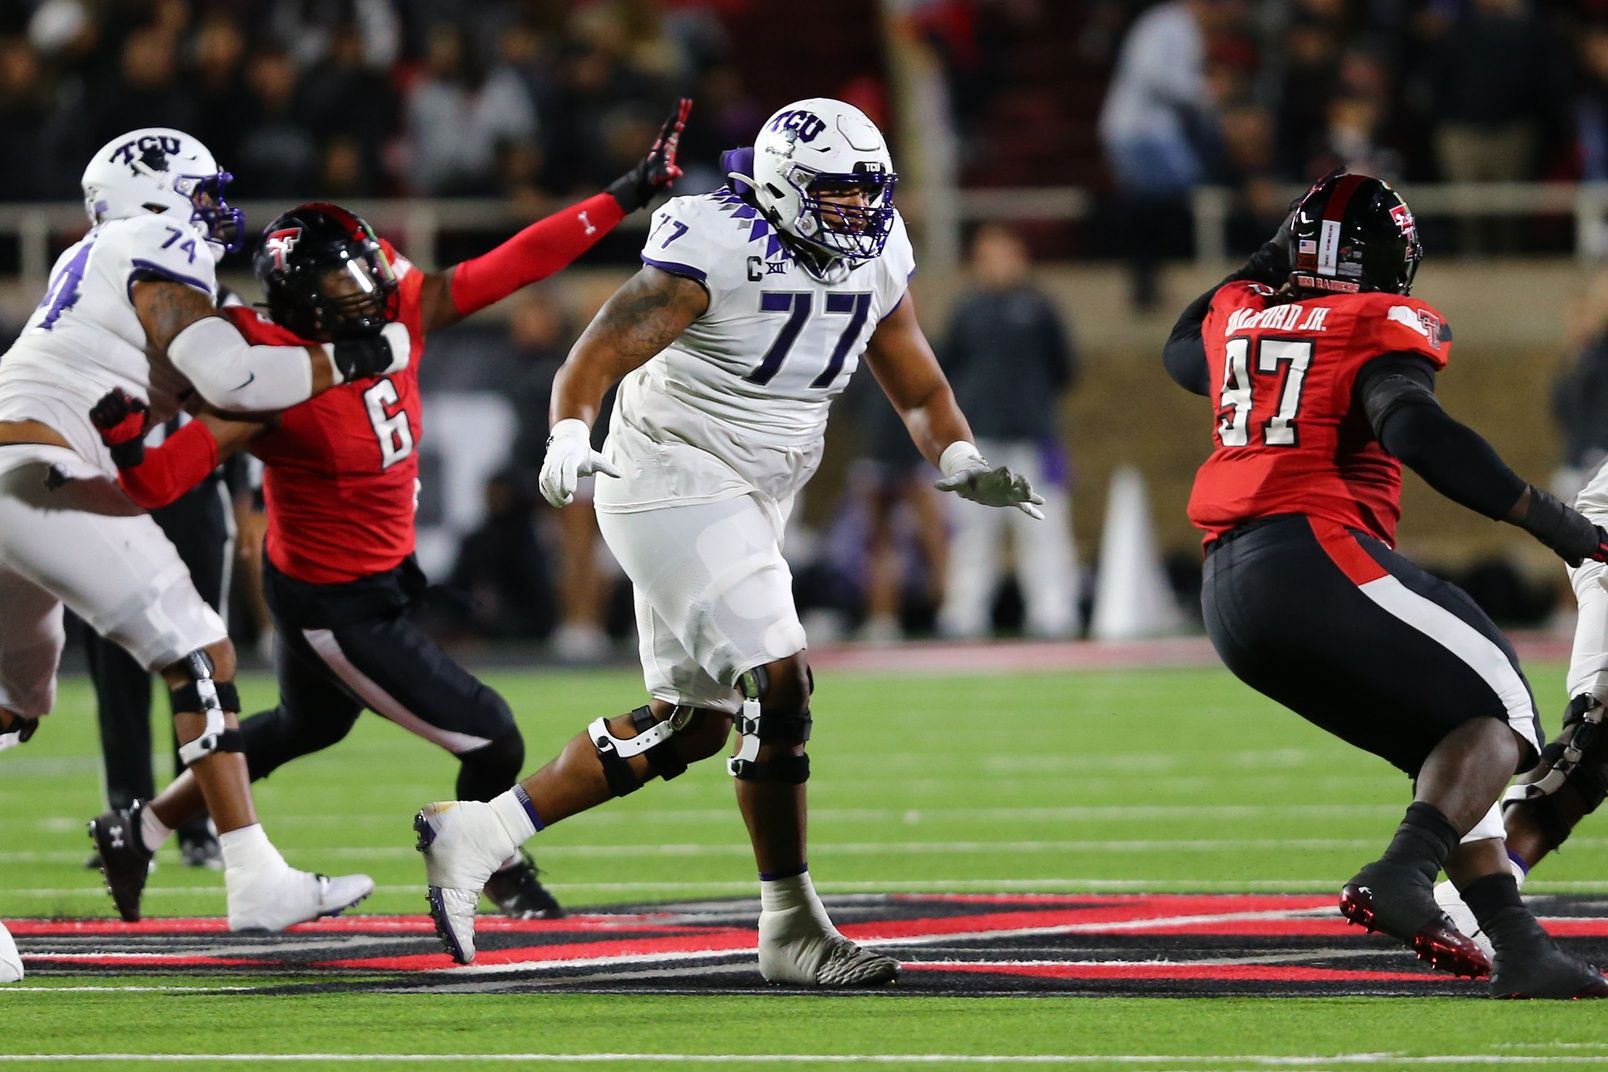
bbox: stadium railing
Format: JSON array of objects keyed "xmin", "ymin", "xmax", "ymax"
[{"xmin": 1, "ymin": 183, "xmax": 1606, "ymax": 283}]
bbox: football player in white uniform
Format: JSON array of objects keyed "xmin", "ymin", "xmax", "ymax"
[
  {"xmin": 413, "ymin": 99, "xmax": 1042, "ymax": 984},
  {"xmin": 1436, "ymin": 456, "xmax": 1608, "ymax": 953},
  {"xmin": 0, "ymin": 128, "xmax": 390, "ymax": 930}
]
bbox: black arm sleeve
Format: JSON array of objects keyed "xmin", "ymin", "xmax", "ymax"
[
  {"xmin": 1161, "ymin": 284, "xmax": 1216, "ymax": 397},
  {"xmin": 1356, "ymin": 352, "xmax": 1526, "ymax": 520}
]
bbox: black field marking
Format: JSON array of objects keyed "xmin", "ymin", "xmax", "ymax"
[{"xmin": 14, "ymin": 893, "xmax": 1608, "ymax": 997}]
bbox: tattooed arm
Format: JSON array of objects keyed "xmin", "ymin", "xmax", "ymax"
[
  {"xmin": 133, "ymin": 280, "xmax": 344, "ymax": 410},
  {"xmin": 548, "ymin": 266, "xmax": 708, "ymax": 426}
]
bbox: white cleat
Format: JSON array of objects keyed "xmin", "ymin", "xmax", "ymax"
[
  {"xmin": 0, "ymin": 921, "xmax": 22, "ymax": 983},
  {"xmin": 414, "ymin": 801, "xmax": 518, "ymax": 964},
  {"xmin": 226, "ymin": 866, "xmax": 374, "ymax": 932},
  {"xmin": 757, "ymin": 909, "xmax": 899, "ymax": 987},
  {"xmin": 1433, "ymin": 879, "xmax": 1495, "ymax": 963}
]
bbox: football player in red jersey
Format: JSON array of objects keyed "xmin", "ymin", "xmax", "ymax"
[
  {"xmin": 1165, "ymin": 171, "xmax": 1608, "ymax": 999},
  {"xmin": 83, "ymin": 100, "xmax": 691, "ymax": 925}
]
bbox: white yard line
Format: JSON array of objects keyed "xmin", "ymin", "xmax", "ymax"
[{"xmin": 0, "ymin": 1053, "xmax": 1602, "ymax": 1066}]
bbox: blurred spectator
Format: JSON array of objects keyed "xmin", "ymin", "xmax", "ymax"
[
  {"xmin": 1427, "ymin": 0, "xmax": 1565, "ymax": 251},
  {"xmin": 406, "ymin": 22, "xmax": 537, "ymax": 195},
  {"xmin": 1552, "ymin": 269, "xmax": 1608, "ymax": 502},
  {"xmin": 187, "ymin": 12, "xmax": 252, "ymax": 172},
  {"xmin": 91, "ymin": 25, "xmax": 195, "ymax": 143},
  {"xmin": 235, "ymin": 49, "xmax": 318, "ymax": 197},
  {"xmin": 1576, "ymin": 22, "xmax": 1608, "ymax": 181},
  {"xmin": 298, "ymin": 20, "xmax": 398, "ymax": 193},
  {"xmin": 0, "ymin": 35, "xmax": 54, "ymax": 201},
  {"xmin": 846, "ymin": 379, "xmax": 948, "ymax": 644},
  {"xmin": 269, "ymin": 0, "xmax": 400, "ymax": 70},
  {"xmin": 937, "ymin": 225, "xmax": 1080, "ymax": 640},
  {"xmin": 502, "ymin": 289, "xmax": 617, "ymax": 662},
  {"xmin": 447, "ymin": 470, "xmax": 555, "ymax": 639},
  {"xmin": 1098, "ymin": 0, "xmax": 1219, "ymax": 310}
]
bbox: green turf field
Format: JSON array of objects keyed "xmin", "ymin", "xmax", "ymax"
[{"xmin": 5, "ymin": 659, "xmax": 1608, "ymax": 1070}]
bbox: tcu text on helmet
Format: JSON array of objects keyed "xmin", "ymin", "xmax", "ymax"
[
  {"xmin": 109, "ymin": 134, "xmax": 181, "ymax": 171},
  {"xmin": 768, "ymin": 110, "xmax": 826, "ymax": 143}
]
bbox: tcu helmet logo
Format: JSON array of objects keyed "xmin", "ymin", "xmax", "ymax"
[
  {"xmin": 110, "ymin": 134, "xmax": 181, "ymax": 174},
  {"xmin": 263, "ymin": 227, "xmax": 302, "ymax": 272},
  {"xmin": 1389, "ymin": 202, "xmax": 1418, "ymax": 243},
  {"xmin": 769, "ymin": 109, "xmax": 827, "ymax": 143}
]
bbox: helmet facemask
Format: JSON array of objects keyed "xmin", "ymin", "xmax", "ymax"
[
  {"xmin": 790, "ymin": 167, "xmax": 898, "ymax": 262},
  {"xmin": 175, "ymin": 170, "xmax": 245, "ymax": 254}
]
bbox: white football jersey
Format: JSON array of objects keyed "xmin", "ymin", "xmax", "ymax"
[
  {"xmin": 0, "ymin": 213, "xmax": 218, "ymax": 474},
  {"xmin": 596, "ymin": 188, "xmax": 916, "ymax": 514}
]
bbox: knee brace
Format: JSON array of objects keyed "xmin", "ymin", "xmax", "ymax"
[
  {"xmin": 1502, "ymin": 693, "xmax": 1608, "ymax": 848},
  {"xmin": 728, "ymin": 667, "xmax": 812, "ymax": 784},
  {"xmin": 590, "ymin": 706, "xmax": 692, "ymax": 798},
  {"xmin": 171, "ymin": 650, "xmax": 242, "ymax": 766}
]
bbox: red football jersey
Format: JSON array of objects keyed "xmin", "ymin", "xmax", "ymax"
[
  {"xmin": 225, "ymin": 239, "xmax": 427, "ymax": 584},
  {"xmin": 1186, "ymin": 282, "xmax": 1452, "ymax": 546}
]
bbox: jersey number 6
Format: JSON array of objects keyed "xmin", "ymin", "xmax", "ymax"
[
  {"xmin": 746, "ymin": 291, "xmax": 873, "ymax": 388},
  {"xmin": 1217, "ymin": 337, "xmax": 1313, "ymax": 448},
  {"xmin": 363, "ymin": 378, "xmax": 415, "ymax": 469}
]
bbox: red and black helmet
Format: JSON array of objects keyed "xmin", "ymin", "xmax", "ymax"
[
  {"xmin": 252, "ymin": 202, "xmax": 399, "ymax": 341},
  {"xmin": 1285, "ymin": 172, "xmax": 1423, "ymax": 297}
]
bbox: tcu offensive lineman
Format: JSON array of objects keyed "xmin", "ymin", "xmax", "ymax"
[
  {"xmin": 81, "ymin": 103, "xmax": 692, "ymax": 928},
  {"xmin": 412, "ymin": 98, "xmax": 1043, "ymax": 985},
  {"xmin": 0, "ymin": 128, "xmax": 388, "ymax": 951}
]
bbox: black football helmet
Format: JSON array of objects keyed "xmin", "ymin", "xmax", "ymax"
[
  {"xmin": 252, "ymin": 202, "xmax": 398, "ymax": 341},
  {"xmin": 1285, "ymin": 171, "xmax": 1422, "ymax": 297}
]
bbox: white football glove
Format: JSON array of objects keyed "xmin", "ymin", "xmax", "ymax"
[
  {"xmin": 933, "ymin": 441, "xmax": 1045, "ymax": 519},
  {"xmin": 539, "ymin": 418, "xmax": 621, "ymax": 507}
]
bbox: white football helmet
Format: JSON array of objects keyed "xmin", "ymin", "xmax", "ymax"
[
  {"xmin": 81, "ymin": 127, "xmax": 245, "ymax": 259},
  {"xmin": 739, "ymin": 98, "xmax": 897, "ymax": 268}
]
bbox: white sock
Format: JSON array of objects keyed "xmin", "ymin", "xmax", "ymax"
[
  {"xmin": 759, "ymin": 870, "xmax": 836, "ymax": 932},
  {"xmin": 489, "ymin": 787, "xmax": 539, "ymax": 845},
  {"xmin": 218, "ymin": 824, "xmax": 286, "ymax": 876},
  {"xmin": 139, "ymin": 807, "xmax": 172, "ymax": 855}
]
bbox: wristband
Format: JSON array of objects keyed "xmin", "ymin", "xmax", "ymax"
[{"xmin": 938, "ymin": 441, "xmax": 985, "ymax": 478}]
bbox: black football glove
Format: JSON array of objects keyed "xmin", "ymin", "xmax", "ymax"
[
  {"xmin": 1518, "ymin": 484, "xmax": 1608, "ymax": 567},
  {"xmin": 606, "ymin": 97, "xmax": 692, "ymax": 213},
  {"xmin": 330, "ymin": 330, "xmax": 398, "ymax": 383},
  {"xmin": 89, "ymin": 388, "xmax": 150, "ymax": 469}
]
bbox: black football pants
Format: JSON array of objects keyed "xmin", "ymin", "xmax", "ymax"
[
  {"xmin": 1202, "ymin": 514, "xmax": 1542, "ymax": 776},
  {"xmin": 238, "ymin": 558, "xmax": 524, "ymax": 802}
]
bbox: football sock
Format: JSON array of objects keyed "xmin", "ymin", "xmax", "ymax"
[
  {"xmin": 759, "ymin": 869, "xmax": 836, "ymax": 934},
  {"xmin": 218, "ymin": 824, "xmax": 286, "ymax": 876},
  {"xmin": 1380, "ymin": 802, "xmax": 1459, "ymax": 883},
  {"xmin": 1507, "ymin": 847, "xmax": 1531, "ymax": 884},
  {"xmin": 139, "ymin": 806, "xmax": 172, "ymax": 855},
  {"xmin": 1461, "ymin": 871, "xmax": 1547, "ymax": 954},
  {"xmin": 490, "ymin": 785, "xmax": 542, "ymax": 845}
]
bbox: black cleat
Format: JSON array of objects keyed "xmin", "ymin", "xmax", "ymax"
[
  {"xmin": 178, "ymin": 831, "xmax": 223, "ymax": 871},
  {"xmin": 1340, "ymin": 862, "xmax": 1491, "ymax": 979},
  {"xmin": 483, "ymin": 849, "xmax": 563, "ymax": 919},
  {"xmin": 88, "ymin": 802, "xmax": 154, "ymax": 923},
  {"xmin": 1484, "ymin": 909, "xmax": 1608, "ymax": 999}
]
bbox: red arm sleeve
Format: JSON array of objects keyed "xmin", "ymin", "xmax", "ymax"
[
  {"xmin": 116, "ymin": 420, "xmax": 219, "ymax": 510},
  {"xmin": 449, "ymin": 192, "xmax": 626, "ymax": 317}
]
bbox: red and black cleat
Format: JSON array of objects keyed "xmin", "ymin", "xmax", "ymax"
[{"xmin": 1340, "ymin": 879, "xmax": 1491, "ymax": 979}]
